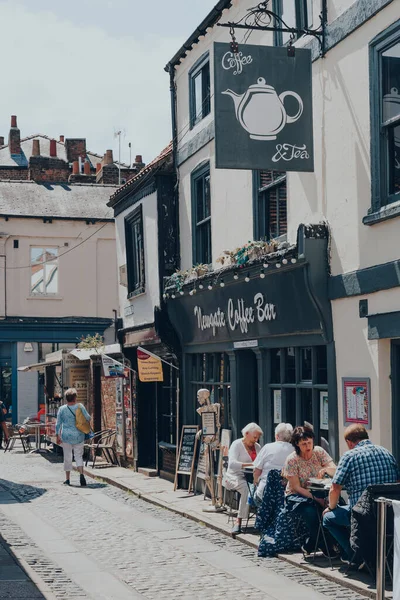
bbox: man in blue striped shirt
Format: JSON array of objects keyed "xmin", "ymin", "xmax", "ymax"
[{"xmin": 322, "ymin": 424, "xmax": 399, "ymax": 563}]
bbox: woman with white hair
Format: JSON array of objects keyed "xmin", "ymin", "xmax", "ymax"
[
  {"xmin": 224, "ymin": 422, "xmax": 263, "ymax": 536},
  {"xmin": 253, "ymin": 423, "xmax": 293, "ymax": 502}
]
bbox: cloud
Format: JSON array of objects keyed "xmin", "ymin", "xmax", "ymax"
[{"xmin": 0, "ymin": 1, "xmax": 210, "ymax": 163}]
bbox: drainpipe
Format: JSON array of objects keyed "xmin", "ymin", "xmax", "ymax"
[
  {"xmin": 168, "ymin": 63, "xmax": 180, "ymax": 274},
  {"xmin": 0, "ymin": 234, "xmax": 10, "ymax": 318}
]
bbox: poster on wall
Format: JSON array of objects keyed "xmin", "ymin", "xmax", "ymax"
[
  {"xmin": 102, "ymin": 354, "xmax": 125, "ymax": 378},
  {"xmin": 137, "ymin": 348, "xmax": 163, "ymax": 382},
  {"xmin": 320, "ymin": 392, "xmax": 329, "ymax": 430},
  {"xmin": 214, "ymin": 42, "xmax": 314, "ymax": 172},
  {"xmin": 342, "ymin": 378, "xmax": 371, "ymax": 429},
  {"xmin": 273, "ymin": 390, "xmax": 282, "ymax": 424}
]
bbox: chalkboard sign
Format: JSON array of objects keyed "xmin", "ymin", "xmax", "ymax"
[
  {"xmin": 196, "ymin": 440, "xmax": 207, "ymax": 481},
  {"xmin": 174, "ymin": 425, "xmax": 199, "ymax": 492}
]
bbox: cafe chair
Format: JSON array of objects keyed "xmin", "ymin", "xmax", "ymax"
[
  {"xmin": 85, "ymin": 429, "xmax": 119, "ymax": 468},
  {"xmin": 223, "ymin": 487, "xmax": 240, "ymax": 524},
  {"xmin": 4, "ymin": 424, "xmax": 32, "ymax": 453}
]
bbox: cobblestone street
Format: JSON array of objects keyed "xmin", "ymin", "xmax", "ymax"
[{"xmin": 0, "ymin": 451, "xmax": 368, "ymax": 600}]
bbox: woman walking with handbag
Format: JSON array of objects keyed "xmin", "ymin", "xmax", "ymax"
[{"xmin": 56, "ymin": 388, "xmax": 91, "ymax": 486}]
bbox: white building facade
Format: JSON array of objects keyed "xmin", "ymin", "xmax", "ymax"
[{"xmin": 164, "ymin": 0, "xmax": 400, "ymax": 460}]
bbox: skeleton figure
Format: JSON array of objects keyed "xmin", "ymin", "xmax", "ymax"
[{"xmin": 196, "ymin": 388, "xmax": 223, "ymax": 507}]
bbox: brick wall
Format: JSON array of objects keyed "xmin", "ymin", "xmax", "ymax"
[
  {"xmin": 0, "ymin": 168, "xmax": 28, "ymax": 180},
  {"xmin": 65, "ymin": 139, "xmax": 86, "ymax": 162},
  {"xmin": 29, "ymin": 156, "xmax": 70, "ymax": 182}
]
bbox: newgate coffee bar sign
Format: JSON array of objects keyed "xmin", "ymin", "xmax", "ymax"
[
  {"xmin": 214, "ymin": 43, "xmax": 314, "ymax": 172},
  {"xmin": 167, "ymin": 265, "xmax": 324, "ymax": 347}
]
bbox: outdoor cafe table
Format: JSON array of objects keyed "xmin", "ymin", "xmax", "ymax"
[{"xmin": 26, "ymin": 422, "xmax": 46, "ymax": 453}]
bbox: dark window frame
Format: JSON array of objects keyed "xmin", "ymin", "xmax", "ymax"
[
  {"xmin": 191, "ymin": 162, "xmax": 211, "ymax": 266},
  {"xmin": 189, "ymin": 352, "xmax": 231, "ymax": 429},
  {"xmin": 125, "ymin": 204, "xmax": 145, "ymax": 298},
  {"xmin": 189, "ymin": 51, "xmax": 211, "ymax": 129},
  {"xmin": 368, "ymin": 19, "xmax": 400, "ymax": 222},
  {"xmin": 273, "ymin": 0, "xmax": 311, "ymax": 46},
  {"xmin": 253, "ymin": 170, "xmax": 287, "ymax": 241}
]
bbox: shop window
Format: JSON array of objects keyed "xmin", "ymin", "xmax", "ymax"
[
  {"xmin": 189, "ymin": 52, "xmax": 211, "ymax": 128},
  {"xmin": 285, "ymin": 388, "xmax": 297, "ymax": 425},
  {"xmin": 270, "ymin": 348, "xmax": 281, "ymax": 384},
  {"xmin": 125, "ymin": 205, "xmax": 145, "ymax": 297},
  {"xmin": 30, "ymin": 247, "xmax": 58, "ymax": 295},
  {"xmin": 284, "ymin": 347, "xmax": 296, "ymax": 383},
  {"xmin": 301, "ymin": 388, "xmax": 313, "ymax": 424},
  {"xmin": 253, "ymin": 170, "xmax": 287, "ymax": 241},
  {"xmin": 315, "ymin": 346, "xmax": 328, "ymax": 384},
  {"xmin": 190, "ymin": 353, "xmax": 231, "ymax": 429},
  {"xmin": 273, "ymin": 0, "xmax": 312, "ymax": 46},
  {"xmin": 369, "ymin": 21, "xmax": 400, "ymax": 218},
  {"xmin": 300, "ymin": 347, "xmax": 312, "ymax": 381},
  {"xmin": 191, "ymin": 163, "xmax": 211, "ymax": 266}
]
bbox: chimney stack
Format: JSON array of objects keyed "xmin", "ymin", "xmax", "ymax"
[
  {"xmin": 32, "ymin": 139, "xmax": 40, "ymax": 156},
  {"xmin": 49, "ymin": 139, "xmax": 57, "ymax": 157},
  {"xmin": 9, "ymin": 115, "xmax": 21, "ymax": 155},
  {"xmin": 72, "ymin": 160, "xmax": 79, "ymax": 175},
  {"xmin": 104, "ymin": 149, "xmax": 113, "ymax": 165},
  {"xmin": 135, "ymin": 155, "xmax": 142, "ymax": 164},
  {"xmin": 83, "ymin": 160, "xmax": 91, "ymax": 175},
  {"xmin": 96, "ymin": 162, "xmax": 101, "ymax": 173},
  {"xmin": 59, "ymin": 135, "xmax": 64, "ymax": 143},
  {"xmin": 0, "ymin": 137, "xmax": 4, "ymax": 146}
]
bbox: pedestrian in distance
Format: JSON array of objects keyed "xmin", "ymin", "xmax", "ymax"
[
  {"xmin": 56, "ymin": 388, "xmax": 91, "ymax": 487},
  {"xmin": 0, "ymin": 400, "xmax": 9, "ymax": 449}
]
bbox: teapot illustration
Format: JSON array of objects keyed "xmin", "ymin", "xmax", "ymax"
[{"xmin": 222, "ymin": 77, "xmax": 303, "ymax": 140}]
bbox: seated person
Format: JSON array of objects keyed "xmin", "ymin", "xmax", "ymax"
[
  {"xmin": 283, "ymin": 425, "xmax": 337, "ymax": 556},
  {"xmin": 253, "ymin": 422, "xmax": 293, "ymax": 503},
  {"xmin": 224, "ymin": 422, "xmax": 262, "ymax": 536},
  {"xmin": 323, "ymin": 424, "xmax": 399, "ymax": 565}
]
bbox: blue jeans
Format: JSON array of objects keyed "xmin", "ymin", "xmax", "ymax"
[{"xmin": 323, "ymin": 505, "xmax": 352, "ymax": 560}]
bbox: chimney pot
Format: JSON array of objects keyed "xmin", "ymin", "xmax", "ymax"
[
  {"xmin": 9, "ymin": 115, "xmax": 21, "ymax": 154},
  {"xmin": 105, "ymin": 149, "xmax": 113, "ymax": 165},
  {"xmin": 72, "ymin": 160, "xmax": 79, "ymax": 175},
  {"xmin": 59, "ymin": 135, "xmax": 64, "ymax": 143},
  {"xmin": 83, "ymin": 160, "xmax": 91, "ymax": 175},
  {"xmin": 135, "ymin": 155, "xmax": 143, "ymax": 164},
  {"xmin": 49, "ymin": 139, "xmax": 57, "ymax": 157},
  {"xmin": 32, "ymin": 139, "xmax": 40, "ymax": 156},
  {"xmin": 0, "ymin": 137, "xmax": 4, "ymax": 146},
  {"xmin": 96, "ymin": 162, "xmax": 102, "ymax": 173}
]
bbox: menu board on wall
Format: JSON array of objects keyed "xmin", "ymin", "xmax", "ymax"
[
  {"xmin": 68, "ymin": 367, "xmax": 89, "ymax": 404},
  {"xmin": 342, "ymin": 378, "xmax": 371, "ymax": 429}
]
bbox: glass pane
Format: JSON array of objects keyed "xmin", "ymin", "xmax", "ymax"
[
  {"xmin": 31, "ymin": 265, "xmax": 44, "ymax": 294},
  {"xmin": 301, "ymin": 347, "xmax": 312, "ymax": 381},
  {"xmin": 382, "ymin": 43, "xmax": 400, "ymax": 123},
  {"xmin": 202, "ymin": 63, "xmax": 211, "ymax": 117},
  {"xmin": 307, "ymin": 0, "xmax": 313, "ymax": 28},
  {"xmin": 205, "ymin": 354, "xmax": 214, "ymax": 381},
  {"xmin": 278, "ymin": 183, "xmax": 287, "ymax": 236},
  {"xmin": 270, "ymin": 349, "xmax": 281, "ymax": 384},
  {"xmin": 316, "ymin": 346, "xmax": 327, "ymax": 384},
  {"xmin": 388, "ymin": 124, "xmax": 400, "ymax": 197},
  {"xmin": 204, "ymin": 175, "xmax": 211, "ymax": 218},
  {"xmin": 269, "ymin": 188, "xmax": 278, "ymax": 239},
  {"xmin": 31, "ymin": 247, "xmax": 44, "ymax": 265},
  {"xmin": 45, "ymin": 248, "xmax": 57, "ymax": 262},
  {"xmin": 285, "ymin": 388, "xmax": 297, "ymax": 426},
  {"xmin": 301, "ymin": 388, "xmax": 313, "ymax": 426},
  {"xmin": 196, "ymin": 177, "xmax": 204, "ymax": 223},
  {"xmin": 284, "ymin": 347, "xmax": 296, "ymax": 383},
  {"xmin": 281, "ymin": 0, "xmax": 296, "ymax": 44},
  {"xmin": 0, "ymin": 367, "xmax": 12, "ymax": 412},
  {"xmin": 45, "ymin": 261, "xmax": 58, "ymax": 294},
  {"xmin": 193, "ymin": 72, "xmax": 202, "ymax": 124}
]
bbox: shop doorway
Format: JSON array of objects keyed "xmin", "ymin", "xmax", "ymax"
[
  {"xmin": 0, "ymin": 364, "xmax": 11, "ymax": 412},
  {"xmin": 391, "ymin": 340, "xmax": 400, "ymax": 463}
]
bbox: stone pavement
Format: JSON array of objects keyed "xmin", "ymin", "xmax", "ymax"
[{"xmin": 0, "ymin": 450, "xmax": 388, "ymax": 600}]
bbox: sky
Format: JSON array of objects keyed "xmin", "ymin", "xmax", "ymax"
[{"xmin": 0, "ymin": 0, "xmax": 217, "ymax": 165}]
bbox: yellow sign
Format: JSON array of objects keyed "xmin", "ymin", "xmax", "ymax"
[{"xmin": 137, "ymin": 349, "xmax": 163, "ymax": 382}]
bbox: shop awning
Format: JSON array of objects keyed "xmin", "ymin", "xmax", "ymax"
[
  {"xmin": 69, "ymin": 344, "xmax": 122, "ymax": 361},
  {"xmin": 18, "ymin": 357, "xmax": 62, "ymax": 372}
]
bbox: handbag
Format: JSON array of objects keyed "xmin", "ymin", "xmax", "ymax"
[{"xmin": 68, "ymin": 404, "xmax": 91, "ymax": 434}]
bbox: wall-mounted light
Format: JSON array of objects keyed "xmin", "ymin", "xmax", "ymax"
[
  {"xmin": 245, "ymin": 274, "xmax": 250, "ymax": 282},
  {"xmin": 163, "ymin": 293, "xmax": 167, "ymax": 300},
  {"xmin": 282, "ymin": 258, "xmax": 288, "ymax": 265},
  {"xmin": 263, "ymin": 263, "xmax": 269, "ymax": 269},
  {"xmin": 180, "ymin": 291, "xmax": 184, "ymax": 296},
  {"xmin": 260, "ymin": 270, "xmax": 265, "ymax": 279},
  {"xmin": 171, "ymin": 293, "xmax": 175, "ymax": 299},
  {"xmin": 276, "ymin": 263, "xmax": 281, "ymax": 269},
  {"xmin": 234, "ymin": 272, "xmax": 239, "ymax": 280},
  {"xmin": 208, "ymin": 284, "xmax": 212, "ymax": 290},
  {"xmin": 291, "ymin": 258, "xmax": 297, "ymax": 264},
  {"xmin": 199, "ymin": 284, "xmax": 204, "ymax": 289},
  {"xmin": 220, "ymin": 280, "xmax": 225, "ymax": 287}
]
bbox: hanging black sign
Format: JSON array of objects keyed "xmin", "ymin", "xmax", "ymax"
[{"xmin": 214, "ymin": 42, "xmax": 314, "ymax": 172}]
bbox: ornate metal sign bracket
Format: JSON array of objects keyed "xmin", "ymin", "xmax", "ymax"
[{"xmin": 217, "ymin": 0, "xmax": 327, "ymax": 57}]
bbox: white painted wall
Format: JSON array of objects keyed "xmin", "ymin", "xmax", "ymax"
[
  {"xmin": 17, "ymin": 342, "xmax": 39, "ymax": 422},
  {"xmin": 114, "ymin": 192, "xmax": 160, "ymax": 330},
  {"xmin": 2, "ymin": 218, "xmax": 117, "ymax": 319}
]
